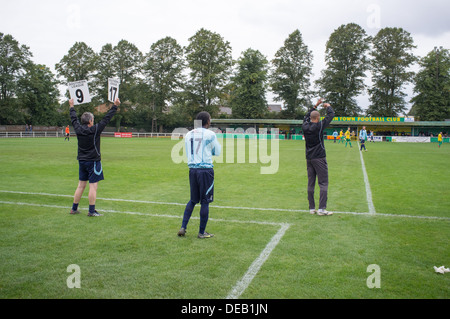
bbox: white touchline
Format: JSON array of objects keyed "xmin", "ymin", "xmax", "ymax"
[
  {"xmin": 0, "ymin": 189, "xmax": 366, "ymax": 215},
  {"xmin": 0, "ymin": 200, "xmax": 287, "ymax": 226},
  {"xmin": 1, "ymin": 190, "xmax": 449, "ymax": 220},
  {"xmin": 358, "ymin": 142, "xmax": 376, "ymax": 215},
  {"xmin": 226, "ymin": 223, "xmax": 290, "ymax": 299}
]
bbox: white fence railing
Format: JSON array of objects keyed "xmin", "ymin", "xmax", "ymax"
[
  {"xmin": 0, "ymin": 132, "xmax": 62, "ymax": 138},
  {"xmin": 0, "ymin": 131, "xmax": 180, "ymax": 139}
]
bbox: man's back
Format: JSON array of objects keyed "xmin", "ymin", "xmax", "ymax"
[
  {"xmin": 70, "ymin": 105, "xmax": 118, "ymax": 162},
  {"xmin": 185, "ymin": 128, "xmax": 221, "ymax": 169},
  {"xmin": 302, "ymin": 106, "xmax": 335, "ymax": 160}
]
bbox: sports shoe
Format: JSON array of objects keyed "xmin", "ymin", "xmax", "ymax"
[
  {"xmin": 198, "ymin": 232, "xmax": 214, "ymax": 239},
  {"xmin": 87, "ymin": 211, "xmax": 103, "ymax": 217},
  {"xmin": 317, "ymin": 210, "xmax": 333, "ymax": 216},
  {"xmin": 310, "ymin": 209, "xmax": 317, "ymax": 215},
  {"xmin": 177, "ymin": 228, "xmax": 186, "ymax": 237},
  {"xmin": 70, "ymin": 209, "xmax": 80, "ymax": 215}
]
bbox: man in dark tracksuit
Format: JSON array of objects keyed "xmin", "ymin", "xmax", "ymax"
[
  {"xmin": 302, "ymin": 99, "xmax": 335, "ymax": 216},
  {"xmin": 69, "ymin": 98, "xmax": 120, "ymax": 217}
]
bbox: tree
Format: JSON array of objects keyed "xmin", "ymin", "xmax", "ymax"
[
  {"xmin": 55, "ymin": 42, "xmax": 97, "ymax": 85},
  {"xmin": 231, "ymin": 48, "xmax": 269, "ymax": 119},
  {"xmin": 185, "ymin": 28, "xmax": 233, "ymax": 117},
  {"xmin": 108, "ymin": 40, "xmax": 143, "ymax": 130},
  {"xmin": 113, "ymin": 40, "xmax": 143, "ymax": 102},
  {"xmin": 143, "ymin": 37, "xmax": 185, "ymax": 132},
  {"xmin": 316, "ymin": 23, "xmax": 370, "ymax": 116},
  {"xmin": 0, "ymin": 33, "xmax": 32, "ymax": 124},
  {"xmin": 55, "ymin": 42, "xmax": 98, "ymax": 116},
  {"xmin": 18, "ymin": 63, "xmax": 62, "ymax": 126},
  {"xmin": 368, "ymin": 27, "xmax": 417, "ymax": 117},
  {"xmin": 92, "ymin": 43, "xmax": 117, "ymax": 104},
  {"xmin": 411, "ymin": 47, "xmax": 450, "ymax": 121},
  {"xmin": 270, "ymin": 30, "xmax": 313, "ymax": 119}
]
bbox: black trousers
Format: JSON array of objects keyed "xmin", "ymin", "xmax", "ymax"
[{"xmin": 306, "ymin": 157, "xmax": 329, "ymax": 210}]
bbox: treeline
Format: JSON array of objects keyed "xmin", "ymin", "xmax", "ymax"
[{"xmin": 0, "ymin": 24, "xmax": 448, "ymax": 131}]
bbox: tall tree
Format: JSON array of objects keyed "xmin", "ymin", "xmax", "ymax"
[
  {"xmin": 0, "ymin": 33, "xmax": 32, "ymax": 124},
  {"xmin": 55, "ymin": 42, "xmax": 98, "ymax": 115},
  {"xmin": 231, "ymin": 48, "xmax": 269, "ymax": 119},
  {"xmin": 110, "ymin": 40, "xmax": 143, "ymax": 129},
  {"xmin": 113, "ymin": 40, "xmax": 143, "ymax": 102},
  {"xmin": 368, "ymin": 27, "xmax": 417, "ymax": 117},
  {"xmin": 18, "ymin": 63, "xmax": 62, "ymax": 126},
  {"xmin": 143, "ymin": 36, "xmax": 185, "ymax": 131},
  {"xmin": 185, "ymin": 28, "xmax": 233, "ymax": 116},
  {"xmin": 316, "ymin": 23, "xmax": 370, "ymax": 116},
  {"xmin": 92, "ymin": 43, "xmax": 117, "ymax": 104},
  {"xmin": 411, "ymin": 47, "xmax": 450, "ymax": 121},
  {"xmin": 55, "ymin": 42, "xmax": 97, "ymax": 84},
  {"xmin": 270, "ymin": 29, "xmax": 313, "ymax": 119}
]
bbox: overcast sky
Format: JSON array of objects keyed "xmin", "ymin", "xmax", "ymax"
[{"xmin": 1, "ymin": 0, "xmax": 449, "ymax": 112}]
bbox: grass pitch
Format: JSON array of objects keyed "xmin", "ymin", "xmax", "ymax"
[{"xmin": 0, "ymin": 137, "xmax": 449, "ymax": 299}]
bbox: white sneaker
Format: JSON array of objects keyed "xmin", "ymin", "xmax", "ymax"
[
  {"xmin": 310, "ymin": 209, "xmax": 317, "ymax": 215},
  {"xmin": 317, "ymin": 210, "xmax": 333, "ymax": 216}
]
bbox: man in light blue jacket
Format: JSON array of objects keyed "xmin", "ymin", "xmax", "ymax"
[{"xmin": 178, "ymin": 112, "xmax": 222, "ymax": 239}]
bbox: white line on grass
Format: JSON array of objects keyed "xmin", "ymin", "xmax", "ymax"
[
  {"xmin": 358, "ymin": 143, "xmax": 376, "ymax": 215},
  {"xmin": 226, "ymin": 223, "xmax": 290, "ymax": 299},
  {"xmin": 0, "ymin": 200, "xmax": 287, "ymax": 226},
  {"xmin": 0, "ymin": 189, "xmax": 366, "ymax": 215},
  {"xmin": 1, "ymin": 190, "xmax": 449, "ymax": 220}
]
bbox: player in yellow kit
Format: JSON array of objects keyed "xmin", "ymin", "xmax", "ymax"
[
  {"xmin": 345, "ymin": 128, "xmax": 352, "ymax": 148},
  {"xmin": 338, "ymin": 129, "xmax": 344, "ymax": 144},
  {"xmin": 438, "ymin": 132, "xmax": 443, "ymax": 148}
]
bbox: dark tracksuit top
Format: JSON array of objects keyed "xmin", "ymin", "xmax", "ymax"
[
  {"xmin": 70, "ymin": 105, "xmax": 118, "ymax": 162},
  {"xmin": 302, "ymin": 106, "xmax": 335, "ymax": 160}
]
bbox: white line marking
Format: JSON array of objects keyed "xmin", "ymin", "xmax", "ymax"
[
  {"xmin": 358, "ymin": 143, "xmax": 376, "ymax": 215},
  {"xmin": 0, "ymin": 189, "xmax": 365, "ymax": 215},
  {"xmin": 1, "ymin": 190, "xmax": 449, "ymax": 220},
  {"xmin": 226, "ymin": 223, "xmax": 290, "ymax": 299},
  {"xmin": 0, "ymin": 200, "xmax": 287, "ymax": 226}
]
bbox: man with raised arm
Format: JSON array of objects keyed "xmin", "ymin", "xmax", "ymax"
[
  {"xmin": 302, "ymin": 99, "xmax": 335, "ymax": 216},
  {"xmin": 69, "ymin": 98, "xmax": 120, "ymax": 217}
]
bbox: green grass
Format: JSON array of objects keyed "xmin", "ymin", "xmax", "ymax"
[{"xmin": 0, "ymin": 137, "xmax": 449, "ymax": 299}]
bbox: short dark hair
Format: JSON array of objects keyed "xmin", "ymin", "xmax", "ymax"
[{"xmin": 196, "ymin": 111, "xmax": 211, "ymax": 127}]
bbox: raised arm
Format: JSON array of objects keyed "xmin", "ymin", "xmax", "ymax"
[
  {"xmin": 321, "ymin": 103, "xmax": 335, "ymax": 128},
  {"xmin": 97, "ymin": 98, "xmax": 121, "ymax": 132},
  {"xmin": 69, "ymin": 99, "xmax": 81, "ymax": 131},
  {"xmin": 304, "ymin": 99, "xmax": 324, "ymax": 123}
]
